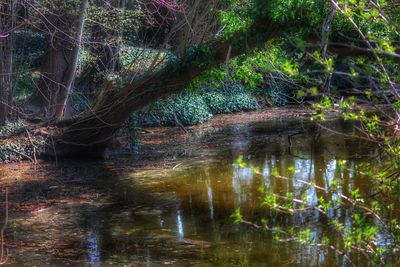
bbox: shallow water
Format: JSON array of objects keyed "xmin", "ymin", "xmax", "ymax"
[{"xmin": 0, "ymin": 118, "xmax": 394, "ymax": 266}]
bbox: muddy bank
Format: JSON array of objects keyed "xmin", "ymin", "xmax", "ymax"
[
  {"xmin": 0, "ymin": 106, "xmax": 314, "ymax": 164},
  {"xmin": 123, "ymin": 106, "xmax": 315, "ymax": 161}
]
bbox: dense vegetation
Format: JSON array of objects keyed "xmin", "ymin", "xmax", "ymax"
[{"xmin": 1, "ymin": 0, "xmax": 400, "ymax": 264}]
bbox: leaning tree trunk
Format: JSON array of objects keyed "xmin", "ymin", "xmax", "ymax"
[
  {"xmin": 50, "ymin": 16, "xmax": 280, "ymax": 157},
  {"xmin": 0, "ymin": 0, "xmax": 16, "ymax": 124},
  {"xmin": 28, "ymin": 0, "xmax": 89, "ymax": 120}
]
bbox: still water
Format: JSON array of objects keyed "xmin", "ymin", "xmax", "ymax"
[{"xmin": 0, "ymin": 118, "xmax": 392, "ymax": 266}]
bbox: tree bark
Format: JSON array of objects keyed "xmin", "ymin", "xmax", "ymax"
[
  {"xmin": 28, "ymin": 0, "xmax": 89, "ymax": 120},
  {"xmin": 50, "ymin": 16, "xmax": 280, "ymax": 157},
  {"xmin": 29, "ymin": 45, "xmax": 71, "ymax": 117},
  {"xmin": 0, "ymin": 0, "xmax": 16, "ymax": 124},
  {"xmin": 53, "ymin": 0, "xmax": 89, "ymax": 119}
]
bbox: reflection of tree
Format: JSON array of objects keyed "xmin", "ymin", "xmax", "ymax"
[
  {"xmin": 0, "ymin": 189, "xmax": 8, "ymax": 265},
  {"xmin": 3, "ymin": 120, "xmax": 390, "ymax": 266}
]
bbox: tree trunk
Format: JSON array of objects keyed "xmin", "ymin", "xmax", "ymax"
[
  {"xmin": 50, "ymin": 16, "xmax": 280, "ymax": 157},
  {"xmin": 29, "ymin": 45, "xmax": 71, "ymax": 117},
  {"xmin": 28, "ymin": 0, "xmax": 89, "ymax": 120},
  {"xmin": 0, "ymin": 0, "xmax": 16, "ymax": 124}
]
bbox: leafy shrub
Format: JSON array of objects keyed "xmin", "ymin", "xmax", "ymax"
[
  {"xmin": 133, "ymin": 93, "xmax": 212, "ymax": 126},
  {"xmin": 0, "ymin": 119, "xmax": 47, "ymax": 162},
  {"xmin": 132, "ymin": 83, "xmax": 259, "ymax": 126},
  {"xmin": 0, "ymin": 120, "xmax": 26, "ymax": 138},
  {"xmin": 172, "ymin": 94, "xmax": 213, "ymax": 125},
  {"xmin": 0, "ymin": 142, "xmax": 27, "ymax": 162},
  {"xmin": 14, "ymin": 73, "xmax": 39, "ymax": 101},
  {"xmin": 202, "ymin": 91, "xmax": 230, "ymax": 114},
  {"xmin": 0, "ymin": 137, "xmax": 46, "ymax": 163},
  {"xmin": 15, "ymin": 30, "xmax": 46, "ymax": 66},
  {"xmin": 202, "ymin": 83, "xmax": 259, "ymax": 114},
  {"xmin": 0, "ymin": 120, "xmax": 34, "ymax": 162}
]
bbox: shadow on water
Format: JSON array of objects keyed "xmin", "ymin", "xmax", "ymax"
[{"xmin": 0, "ymin": 118, "xmax": 391, "ymax": 266}]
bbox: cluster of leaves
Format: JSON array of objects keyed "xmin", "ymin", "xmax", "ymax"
[
  {"xmin": 132, "ymin": 83, "xmax": 258, "ymax": 126},
  {"xmin": 13, "ymin": 72, "xmax": 39, "ymax": 101},
  {"xmin": 217, "ymin": 0, "xmax": 255, "ymax": 41},
  {"xmin": 202, "ymin": 83, "xmax": 259, "ymax": 114},
  {"xmin": 267, "ymin": 0, "xmax": 327, "ymax": 27},
  {"xmin": 15, "ymin": 30, "xmax": 46, "ymax": 66},
  {"xmin": 132, "ymin": 92, "xmax": 212, "ymax": 126},
  {"xmin": 187, "ymin": 41, "xmax": 306, "ymax": 108},
  {"xmin": 0, "ymin": 120, "xmax": 46, "ymax": 162},
  {"xmin": 87, "ymin": 4, "xmax": 144, "ymax": 43},
  {"xmin": 0, "ymin": 120, "xmax": 26, "ymax": 138}
]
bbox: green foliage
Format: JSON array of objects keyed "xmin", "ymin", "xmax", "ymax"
[
  {"xmin": 15, "ymin": 30, "xmax": 46, "ymax": 66},
  {"xmin": 186, "ymin": 45, "xmax": 217, "ymax": 70},
  {"xmin": 218, "ymin": 0, "xmax": 254, "ymax": 40},
  {"xmin": 133, "ymin": 92, "xmax": 212, "ymax": 126},
  {"xmin": 311, "ymin": 96, "xmax": 333, "ymax": 121},
  {"xmin": 268, "ymin": 0, "xmax": 327, "ymax": 26},
  {"xmin": 87, "ymin": 4, "xmax": 143, "ymax": 41},
  {"xmin": 77, "ymin": 48, "xmax": 97, "ymax": 72},
  {"xmin": 0, "ymin": 120, "xmax": 25, "ymax": 138},
  {"xmin": 14, "ymin": 73, "xmax": 39, "ymax": 101},
  {"xmin": 133, "ymin": 83, "xmax": 258, "ymax": 126},
  {"xmin": 0, "ymin": 120, "xmax": 46, "ymax": 162},
  {"xmin": 203, "ymin": 84, "xmax": 259, "ymax": 114},
  {"xmin": 231, "ymin": 208, "xmax": 243, "ymax": 225}
]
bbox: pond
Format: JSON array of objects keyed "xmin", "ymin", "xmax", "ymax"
[{"xmin": 0, "ymin": 115, "xmax": 395, "ymax": 266}]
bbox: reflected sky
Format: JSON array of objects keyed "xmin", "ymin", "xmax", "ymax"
[
  {"xmin": 176, "ymin": 209, "xmax": 184, "ymax": 240},
  {"xmin": 87, "ymin": 231, "xmax": 101, "ymax": 267}
]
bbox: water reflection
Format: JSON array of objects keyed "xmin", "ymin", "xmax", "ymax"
[
  {"xmin": 87, "ymin": 231, "xmax": 101, "ymax": 266},
  {"xmin": 5, "ymin": 119, "xmax": 392, "ymax": 266},
  {"xmin": 176, "ymin": 209, "xmax": 184, "ymax": 240},
  {"xmin": 232, "ymin": 163, "xmax": 254, "ymax": 205},
  {"xmin": 206, "ymin": 180, "xmax": 214, "ymax": 220}
]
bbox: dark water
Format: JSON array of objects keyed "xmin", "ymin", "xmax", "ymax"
[{"xmin": 0, "ymin": 119, "xmax": 392, "ymax": 266}]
